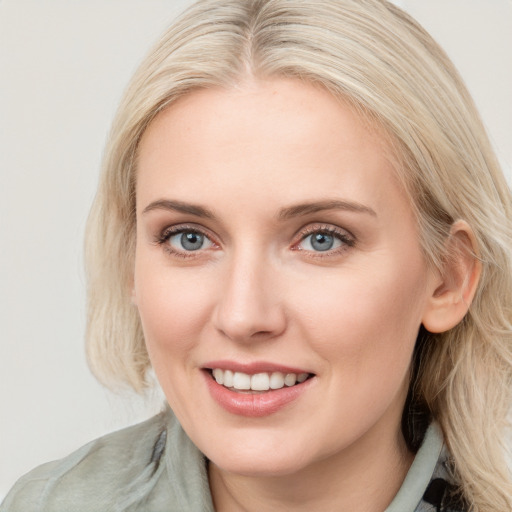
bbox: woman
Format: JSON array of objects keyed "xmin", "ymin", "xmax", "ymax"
[{"xmin": 2, "ymin": 0, "xmax": 511, "ymax": 511}]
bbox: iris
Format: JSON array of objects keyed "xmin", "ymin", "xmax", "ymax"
[
  {"xmin": 180, "ymin": 232, "xmax": 204, "ymax": 251},
  {"xmin": 310, "ymin": 233, "xmax": 334, "ymax": 251}
]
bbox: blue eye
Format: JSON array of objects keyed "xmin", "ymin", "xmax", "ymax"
[
  {"xmin": 309, "ymin": 233, "xmax": 335, "ymax": 251},
  {"xmin": 298, "ymin": 229, "xmax": 353, "ymax": 253},
  {"xmin": 168, "ymin": 231, "xmax": 213, "ymax": 252}
]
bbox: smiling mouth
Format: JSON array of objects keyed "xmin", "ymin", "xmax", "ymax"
[{"xmin": 207, "ymin": 368, "xmax": 314, "ymax": 393}]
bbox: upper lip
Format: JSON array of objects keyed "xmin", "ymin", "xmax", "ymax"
[{"xmin": 202, "ymin": 360, "xmax": 313, "ymax": 375}]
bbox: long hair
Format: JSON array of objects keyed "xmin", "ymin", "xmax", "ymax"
[{"xmin": 85, "ymin": 1, "xmax": 512, "ymax": 509}]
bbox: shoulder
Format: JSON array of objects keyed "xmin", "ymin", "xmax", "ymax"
[{"xmin": 0, "ymin": 409, "xmax": 172, "ymax": 512}]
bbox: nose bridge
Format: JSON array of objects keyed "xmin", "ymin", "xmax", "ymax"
[{"xmin": 214, "ymin": 244, "xmax": 285, "ymax": 342}]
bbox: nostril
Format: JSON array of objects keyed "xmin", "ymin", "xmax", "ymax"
[{"xmin": 251, "ymin": 330, "xmax": 274, "ymax": 338}]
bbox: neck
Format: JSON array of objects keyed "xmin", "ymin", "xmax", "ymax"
[{"xmin": 209, "ymin": 420, "xmax": 414, "ymax": 512}]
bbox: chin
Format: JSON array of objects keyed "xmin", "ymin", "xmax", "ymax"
[
  {"xmin": 203, "ymin": 431, "xmax": 319, "ymax": 478},
  {"xmin": 211, "ymin": 453, "xmax": 311, "ymax": 478}
]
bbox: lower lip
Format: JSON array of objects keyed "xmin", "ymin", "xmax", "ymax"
[{"xmin": 203, "ymin": 371, "xmax": 314, "ymax": 417}]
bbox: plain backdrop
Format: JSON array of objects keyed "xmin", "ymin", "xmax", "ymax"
[{"xmin": 1, "ymin": 0, "xmax": 511, "ymax": 500}]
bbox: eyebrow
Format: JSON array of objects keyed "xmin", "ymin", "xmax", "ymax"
[
  {"xmin": 278, "ymin": 199, "xmax": 377, "ymax": 220},
  {"xmin": 142, "ymin": 198, "xmax": 376, "ymax": 220},
  {"xmin": 142, "ymin": 199, "xmax": 215, "ymax": 218}
]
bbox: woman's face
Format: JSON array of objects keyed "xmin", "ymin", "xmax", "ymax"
[{"xmin": 134, "ymin": 78, "xmax": 437, "ymax": 476}]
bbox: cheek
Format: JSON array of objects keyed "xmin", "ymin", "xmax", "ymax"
[
  {"xmin": 287, "ymin": 262, "xmax": 427, "ymax": 440},
  {"xmin": 292, "ymin": 260, "xmax": 427, "ymax": 370},
  {"xmin": 133, "ymin": 257, "xmax": 214, "ymax": 355}
]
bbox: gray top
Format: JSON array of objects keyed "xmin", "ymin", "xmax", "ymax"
[{"xmin": 1, "ymin": 408, "xmax": 463, "ymax": 512}]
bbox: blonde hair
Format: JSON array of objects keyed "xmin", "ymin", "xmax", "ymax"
[{"xmin": 85, "ymin": 0, "xmax": 512, "ymax": 509}]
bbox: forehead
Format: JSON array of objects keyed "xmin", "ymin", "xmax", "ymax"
[
  {"xmin": 139, "ymin": 78, "xmax": 391, "ymax": 161},
  {"xmin": 136, "ymin": 78, "xmax": 408, "ymax": 218}
]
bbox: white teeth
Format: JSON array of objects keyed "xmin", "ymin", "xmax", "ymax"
[
  {"xmin": 284, "ymin": 373, "xmax": 297, "ymax": 387},
  {"xmin": 269, "ymin": 372, "xmax": 285, "ymax": 389},
  {"xmin": 213, "ymin": 368, "xmax": 224, "ymax": 385},
  {"xmin": 233, "ymin": 372, "xmax": 251, "ymax": 390},
  {"xmin": 211, "ymin": 369, "xmax": 310, "ymax": 391},
  {"xmin": 251, "ymin": 373, "xmax": 270, "ymax": 391},
  {"xmin": 223, "ymin": 369, "xmax": 234, "ymax": 388}
]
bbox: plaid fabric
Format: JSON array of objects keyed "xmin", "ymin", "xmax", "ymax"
[{"xmin": 416, "ymin": 446, "xmax": 468, "ymax": 512}]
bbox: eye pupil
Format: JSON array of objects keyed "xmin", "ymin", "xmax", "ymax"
[
  {"xmin": 181, "ymin": 232, "xmax": 204, "ymax": 251},
  {"xmin": 311, "ymin": 233, "xmax": 334, "ymax": 251}
]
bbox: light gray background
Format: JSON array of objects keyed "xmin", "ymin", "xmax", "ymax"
[{"xmin": 1, "ymin": 0, "xmax": 511, "ymax": 499}]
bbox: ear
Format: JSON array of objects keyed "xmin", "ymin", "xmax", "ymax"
[{"xmin": 422, "ymin": 220, "xmax": 482, "ymax": 333}]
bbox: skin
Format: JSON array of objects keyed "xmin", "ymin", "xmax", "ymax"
[{"xmin": 132, "ymin": 78, "xmax": 459, "ymax": 511}]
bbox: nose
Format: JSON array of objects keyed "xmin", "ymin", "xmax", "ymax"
[{"xmin": 213, "ymin": 250, "xmax": 287, "ymax": 343}]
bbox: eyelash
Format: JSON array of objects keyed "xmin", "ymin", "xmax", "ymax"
[
  {"xmin": 292, "ymin": 225, "xmax": 356, "ymax": 257},
  {"xmin": 154, "ymin": 223, "xmax": 356, "ymax": 259},
  {"xmin": 155, "ymin": 224, "xmax": 216, "ymax": 259}
]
